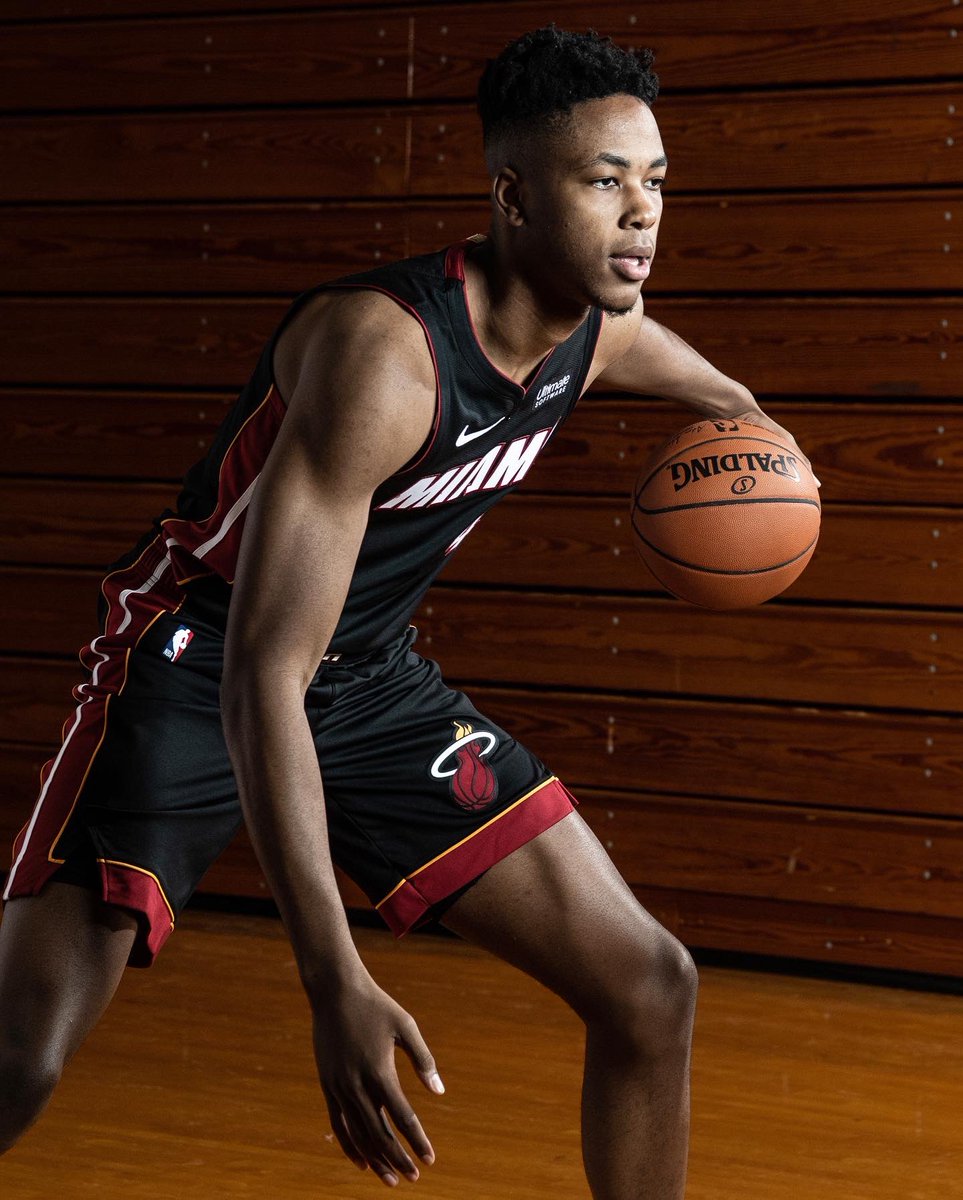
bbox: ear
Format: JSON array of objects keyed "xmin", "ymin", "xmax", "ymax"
[{"xmin": 491, "ymin": 167, "xmax": 526, "ymax": 227}]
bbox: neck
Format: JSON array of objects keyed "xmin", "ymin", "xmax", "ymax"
[{"xmin": 463, "ymin": 237, "xmax": 589, "ymax": 386}]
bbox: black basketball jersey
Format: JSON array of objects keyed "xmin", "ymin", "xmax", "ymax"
[{"xmin": 158, "ymin": 239, "xmax": 604, "ymax": 654}]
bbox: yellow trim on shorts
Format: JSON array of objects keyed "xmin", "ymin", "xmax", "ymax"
[
  {"xmin": 375, "ymin": 776, "xmax": 559, "ymax": 910},
  {"xmin": 98, "ymin": 858, "xmax": 177, "ymax": 930}
]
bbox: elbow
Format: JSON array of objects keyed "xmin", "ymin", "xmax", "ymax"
[{"xmin": 220, "ymin": 656, "xmax": 313, "ymax": 737}]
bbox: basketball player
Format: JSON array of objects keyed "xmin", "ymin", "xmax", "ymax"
[{"xmin": 0, "ymin": 27, "xmax": 811, "ymax": 1198}]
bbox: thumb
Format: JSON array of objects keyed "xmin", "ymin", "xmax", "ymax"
[{"xmin": 399, "ymin": 1017, "xmax": 445, "ymax": 1095}]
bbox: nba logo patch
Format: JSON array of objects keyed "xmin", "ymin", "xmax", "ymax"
[{"xmin": 163, "ymin": 626, "xmax": 194, "ymax": 663}]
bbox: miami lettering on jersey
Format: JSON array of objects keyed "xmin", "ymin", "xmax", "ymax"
[{"xmin": 378, "ymin": 425, "xmax": 555, "ymax": 511}]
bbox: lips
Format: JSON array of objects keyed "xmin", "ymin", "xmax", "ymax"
[{"xmin": 610, "ymin": 253, "xmax": 651, "ymax": 282}]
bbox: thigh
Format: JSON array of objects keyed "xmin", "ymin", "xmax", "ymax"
[
  {"xmin": 0, "ymin": 883, "xmax": 136, "ymax": 1065},
  {"xmin": 312, "ymin": 635, "xmax": 576, "ymax": 937},
  {"xmin": 441, "ymin": 810, "xmax": 683, "ymax": 1021}
]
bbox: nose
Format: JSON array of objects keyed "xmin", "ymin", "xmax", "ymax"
[{"xmin": 622, "ymin": 183, "xmax": 660, "ymax": 230}]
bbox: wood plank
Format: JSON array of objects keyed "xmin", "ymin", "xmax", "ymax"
[
  {"xmin": 408, "ymin": 193, "xmax": 963, "ymax": 294},
  {"xmin": 5, "ymin": 539, "xmax": 963, "ymax": 697},
  {"xmin": 0, "ymin": 204, "xmax": 407, "ymax": 294},
  {"xmin": 412, "ymin": 0, "xmax": 963, "ymax": 94},
  {"xmin": 0, "ymin": 388, "xmax": 235, "ymax": 480},
  {"xmin": 3, "ymin": 192, "xmax": 958, "ymax": 295},
  {"xmin": 1, "ymin": 298, "xmax": 959, "ymax": 396},
  {"xmin": 5, "ymin": 666, "xmax": 963, "ymax": 817},
  {"xmin": 1, "ymin": 0, "xmax": 389, "ymax": 18},
  {"xmin": 4, "ymin": 485, "xmax": 963, "ymax": 609},
  {"xmin": 578, "ymin": 792, "xmax": 963, "ymax": 921},
  {"xmin": 2, "ymin": 86, "xmax": 958, "ymax": 204},
  {"xmin": 636, "ymin": 884, "xmax": 963, "ymax": 977},
  {"xmin": 409, "ymin": 88, "xmax": 963, "ymax": 195},
  {"xmin": 2, "ymin": 393, "xmax": 961, "ymax": 505},
  {"xmin": 0, "ymin": 109, "xmax": 409, "ymax": 203},
  {"xmin": 534, "ymin": 400, "xmax": 963, "ymax": 503},
  {"xmin": 0, "ymin": 12, "xmax": 411, "ymax": 110},
  {"xmin": 414, "ymin": 588, "xmax": 963, "ymax": 711}
]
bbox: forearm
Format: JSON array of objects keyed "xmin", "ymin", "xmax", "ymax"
[
  {"xmin": 221, "ymin": 671, "xmax": 364, "ymax": 997},
  {"xmin": 631, "ymin": 317, "xmax": 761, "ymax": 418}
]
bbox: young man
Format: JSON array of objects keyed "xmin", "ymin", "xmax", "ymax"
[{"xmin": 0, "ymin": 27, "xmax": 809, "ymax": 1199}]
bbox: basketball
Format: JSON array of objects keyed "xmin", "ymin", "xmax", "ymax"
[{"xmin": 631, "ymin": 418, "xmax": 821, "ymax": 609}]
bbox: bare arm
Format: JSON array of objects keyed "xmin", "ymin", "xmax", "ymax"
[
  {"xmin": 220, "ymin": 291, "xmax": 442, "ymax": 1185},
  {"xmin": 592, "ymin": 311, "xmax": 816, "ymax": 479}
]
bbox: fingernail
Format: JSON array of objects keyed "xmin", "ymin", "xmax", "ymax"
[
  {"xmin": 383, "ymin": 1172, "xmax": 398, "ymax": 1187},
  {"xmin": 429, "ymin": 1072, "xmax": 445, "ymax": 1095},
  {"xmin": 421, "ymin": 1150, "xmax": 436, "ymax": 1166}
]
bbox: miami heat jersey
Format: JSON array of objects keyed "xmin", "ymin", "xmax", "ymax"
[{"xmin": 158, "ymin": 239, "xmax": 604, "ymax": 654}]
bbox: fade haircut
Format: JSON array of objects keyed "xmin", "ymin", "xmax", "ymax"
[{"xmin": 477, "ymin": 26, "xmax": 659, "ymax": 168}]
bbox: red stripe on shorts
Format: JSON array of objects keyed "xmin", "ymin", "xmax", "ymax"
[{"xmin": 376, "ymin": 777, "xmax": 577, "ymax": 936}]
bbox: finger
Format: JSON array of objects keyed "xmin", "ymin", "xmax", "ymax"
[
  {"xmin": 380, "ymin": 1077, "xmax": 435, "ymax": 1166},
  {"xmin": 341, "ymin": 1094, "xmax": 420, "ymax": 1185},
  {"xmin": 397, "ymin": 1017, "xmax": 445, "ymax": 1097},
  {"xmin": 324, "ymin": 1095, "xmax": 368, "ymax": 1170}
]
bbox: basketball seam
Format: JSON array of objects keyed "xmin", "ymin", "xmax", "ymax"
[
  {"xmin": 633, "ymin": 495, "xmax": 822, "ymax": 517},
  {"xmin": 630, "ymin": 511, "xmax": 819, "ymax": 576}
]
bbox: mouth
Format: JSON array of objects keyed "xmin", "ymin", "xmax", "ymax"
[{"xmin": 609, "ymin": 250, "xmax": 652, "ymax": 283}]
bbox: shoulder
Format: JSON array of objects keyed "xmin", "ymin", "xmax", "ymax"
[{"xmin": 273, "ymin": 287, "xmax": 437, "ymax": 408}]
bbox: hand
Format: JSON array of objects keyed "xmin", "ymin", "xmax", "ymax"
[
  {"xmin": 312, "ymin": 974, "xmax": 445, "ymax": 1187},
  {"xmin": 732, "ymin": 407, "xmax": 821, "ymax": 489}
]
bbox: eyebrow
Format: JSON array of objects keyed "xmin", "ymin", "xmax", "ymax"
[{"xmin": 581, "ymin": 152, "xmax": 668, "ymax": 170}]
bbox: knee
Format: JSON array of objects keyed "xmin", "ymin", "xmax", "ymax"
[
  {"xmin": 588, "ymin": 926, "xmax": 698, "ymax": 1059},
  {"xmin": 0, "ymin": 1046, "xmax": 62, "ymax": 1153}
]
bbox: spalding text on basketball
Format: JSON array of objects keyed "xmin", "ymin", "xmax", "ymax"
[{"xmin": 668, "ymin": 452, "xmax": 800, "ymax": 493}]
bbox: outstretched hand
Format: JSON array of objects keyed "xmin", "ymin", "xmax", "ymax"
[
  {"xmin": 732, "ymin": 408, "xmax": 821, "ymax": 489},
  {"xmin": 312, "ymin": 974, "xmax": 444, "ymax": 1187}
]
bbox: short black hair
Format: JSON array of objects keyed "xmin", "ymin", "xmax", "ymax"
[{"xmin": 478, "ymin": 26, "xmax": 659, "ymax": 150}]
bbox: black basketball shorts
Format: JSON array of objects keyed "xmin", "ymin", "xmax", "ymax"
[{"xmin": 4, "ymin": 541, "xmax": 576, "ymax": 966}]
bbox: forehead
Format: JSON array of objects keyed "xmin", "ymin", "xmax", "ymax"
[{"xmin": 554, "ymin": 94, "xmax": 663, "ymax": 169}]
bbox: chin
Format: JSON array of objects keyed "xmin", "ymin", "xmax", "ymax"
[{"xmin": 597, "ymin": 292, "xmax": 641, "ymax": 318}]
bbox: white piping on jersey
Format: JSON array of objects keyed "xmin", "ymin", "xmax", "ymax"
[
  {"xmin": 4, "ymin": 551, "xmax": 173, "ymax": 897},
  {"xmin": 169, "ymin": 473, "xmax": 260, "ymax": 562}
]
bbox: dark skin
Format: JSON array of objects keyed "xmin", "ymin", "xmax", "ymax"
[{"xmin": 0, "ymin": 93, "xmax": 811, "ymax": 1196}]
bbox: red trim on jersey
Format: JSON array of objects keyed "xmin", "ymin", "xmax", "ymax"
[
  {"xmin": 330, "ymin": 282, "xmax": 443, "ymax": 477},
  {"xmin": 376, "ymin": 777, "xmax": 577, "ymax": 935},
  {"xmin": 161, "ymin": 384, "xmax": 283, "ymax": 586},
  {"xmin": 4, "ymin": 536, "xmax": 180, "ymax": 911}
]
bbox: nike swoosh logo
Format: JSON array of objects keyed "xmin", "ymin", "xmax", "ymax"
[{"xmin": 455, "ymin": 417, "xmax": 507, "ymax": 447}]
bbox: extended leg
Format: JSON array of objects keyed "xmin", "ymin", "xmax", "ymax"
[
  {"xmin": 443, "ymin": 811, "xmax": 697, "ymax": 1200},
  {"xmin": 0, "ymin": 882, "xmax": 137, "ymax": 1152}
]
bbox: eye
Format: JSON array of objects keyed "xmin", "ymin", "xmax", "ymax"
[
  {"xmin": 645, "ymin": 177, "xmax": 666, "ymax": 191},
  {"xmin": 591, "ymin": 177, "xmax": 619, "ymax": 190}
]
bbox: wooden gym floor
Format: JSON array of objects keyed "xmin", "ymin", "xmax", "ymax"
[{"xmin": 0, "ymin": 909, "xmax": 960, "ymax": 1200}]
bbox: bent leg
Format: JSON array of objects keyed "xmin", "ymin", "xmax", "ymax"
[
  {"xmin": 0, "ymin": 882, "xmax": 136, "ymax": 1152},
  {"xmin": 442, "ymin": 811, "xmax": 697, "ymax": 1200}
]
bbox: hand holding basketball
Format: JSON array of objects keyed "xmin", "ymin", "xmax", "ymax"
[{"xmin": 631, "ymin": 417, "xmax": 821, "ymax": 609}]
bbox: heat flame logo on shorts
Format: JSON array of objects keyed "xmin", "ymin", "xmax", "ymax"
[{"xmin": 429, "ymin": 721, "xmax": 499, "ymax": 812}]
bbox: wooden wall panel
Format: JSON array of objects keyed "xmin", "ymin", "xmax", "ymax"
[
  {"xmin": 0, "ymin": 13, "xmax": 412, "ymax": 110},
  {"xmin": 411, "ymin": 1, "xmax": 963, "ymax": 93},
  {"xmin": 6, "ymin": 194, "xmax": 958, "ymax": 295},
  {"xmin": 409, "ymin": 195, "xmax": 963, "ymax": 294},
  {"xmin": 1, "ymin": 0, "xmax": 961, "ymax": 975},
  {"xmin": 3, "ymin": 394, "xmax": 960, "ymax": 505},
  {"xmin": 4, "ymin": 490, "xmax": 962, "ymax": 610},
  {"xmin": 7, "ymin": 668, "xmax": 963, "ymax": 820},
  {"xmin": 0, "ymin": 205, "xmax": 406, "ymax": 294},
  {"xmin": 0, "ymin": 110, "xmax": 409, "ymax": 202},
  {"xmin": 415, "ymin": 589, "xmax": 963, "ymax": 711},
  {"xmin": 408, "ymin": 91, "xmax": 963, "ymax": 195},
  {"xmin": 0, "ymin": 389, "xmax": 234, "ymax": 480},
  {"xmin": 3, "ymin": 298, "xmax": 959, "ymax": 395}
]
